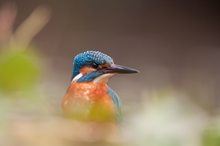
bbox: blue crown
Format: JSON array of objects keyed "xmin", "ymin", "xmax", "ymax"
[{"xmin": 71, "ymin": 51, "xmax": 114, "ymax": 79}]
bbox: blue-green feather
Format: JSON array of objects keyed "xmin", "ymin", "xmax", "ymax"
[
  {"xmin": 77, "ymin": 71, "xmax": 103, "ymax": 82},
  {"xmin": 107, "ymin": 87, "xmax": 122, "ymax": 122}
]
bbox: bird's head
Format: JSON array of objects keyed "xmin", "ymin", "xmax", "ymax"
[{"xmin": 71, "ymin": 51, "xmax": 139, "ymax": 83}]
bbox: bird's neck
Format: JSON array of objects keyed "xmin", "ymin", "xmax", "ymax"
[{"xmin": 70, "ymin": 82, "xmax": 108, "ymax": 89}]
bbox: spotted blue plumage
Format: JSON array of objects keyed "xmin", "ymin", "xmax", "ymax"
[{"xmin": 72, "ymin": 51, "xmax": 114, "ymax": 80}]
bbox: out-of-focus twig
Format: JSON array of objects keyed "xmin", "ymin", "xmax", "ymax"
[
  {"xmin": 0, "ymin": 3, "xmax": 17, "ymax": 45},
  {"xmin": 12, "ymin": 6, "xmax": 51, "ymax": 49}
]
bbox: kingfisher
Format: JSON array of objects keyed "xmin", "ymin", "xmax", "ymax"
[{"xmin": 61, "ymin": 51, "xmax": 138, "ymax": 122}]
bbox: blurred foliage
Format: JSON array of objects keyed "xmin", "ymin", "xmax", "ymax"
[
  {"xmin": 202, "ymin": 122, "xmax": 220, "ymax": 146},
  {"xmin": 63, "ymin": 102, "xmax": 115, "ymax": 122},
  {"xmin": 0, "ymin": 2, "xmax": 49, "ymax": 94},
  {"xmin": 0, "ymin": 47, "xmax": 39, "ymax": 93}
]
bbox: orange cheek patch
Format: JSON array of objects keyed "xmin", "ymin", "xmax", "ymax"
[
  {"xmin": 80, "ymin": 67, "xmax": 96, "ymax": 74},
  {"xmin": 101, "ymin": 64, "xmax": 110, "ymax": 68}
]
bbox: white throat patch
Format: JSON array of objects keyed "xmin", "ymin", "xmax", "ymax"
[
  {"xmin": 71, "ymin": 73, "xmax": 83, "ymax": 83},
  {"xmin": 93, "ymin": 73, "xmax": 114, "ymax": 83}
]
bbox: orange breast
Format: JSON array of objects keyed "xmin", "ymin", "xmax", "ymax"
[{"xmin": 61, "ymin": 82, "xmax": 115, "ymax": 121}]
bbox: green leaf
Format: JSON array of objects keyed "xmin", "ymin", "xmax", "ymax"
[{"xmin": 0, "ymin": 49, "xmax": 39, "ymax": 93}]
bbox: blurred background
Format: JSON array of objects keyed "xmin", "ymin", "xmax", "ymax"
[{"xmin": 0, "ymin": 0, "xmax": 220, "ymax": 146}]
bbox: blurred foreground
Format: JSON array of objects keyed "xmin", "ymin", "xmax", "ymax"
[{"xmin": 0, "ymin": 2, "xmax": 220, "ymax": 146}]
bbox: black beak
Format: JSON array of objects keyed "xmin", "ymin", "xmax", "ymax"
[{"xmin": 101, "ymin": 64, "xmax": 139, "ymax": 74}]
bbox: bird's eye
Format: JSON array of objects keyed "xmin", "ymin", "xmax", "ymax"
[{"xmin": 92, "ymin": 63, "xmax": 98, "ymax": 68}]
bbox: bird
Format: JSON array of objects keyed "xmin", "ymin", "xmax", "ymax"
[{"xmin": 61, "ymin": 51, "xmax": 138, "ymax": 122}]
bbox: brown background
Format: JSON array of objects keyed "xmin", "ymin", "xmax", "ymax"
[{"xmin": 2, "ymin": 0, "xmax": 220, "ymax": 111}]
